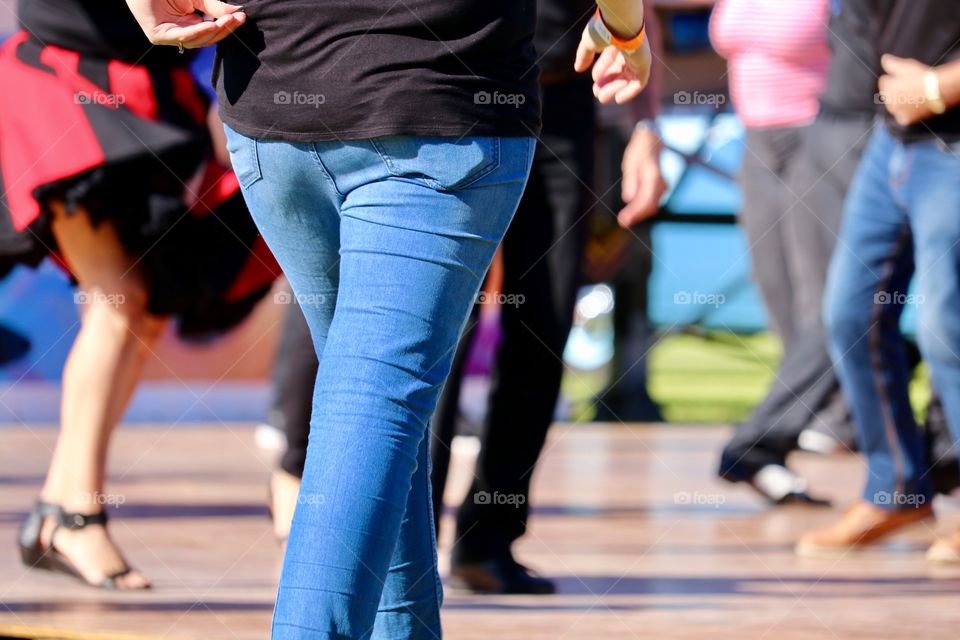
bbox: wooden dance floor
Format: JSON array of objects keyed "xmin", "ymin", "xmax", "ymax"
[{"xmin": 2, "ymin": 423, "xmax": 959, "ymax": 639}]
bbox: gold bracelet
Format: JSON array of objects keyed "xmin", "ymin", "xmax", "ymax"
[{"xmin": 924, "ymin": 69, "xmax": 947, "ymax": 115}]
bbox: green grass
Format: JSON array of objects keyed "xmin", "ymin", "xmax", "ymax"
[
  {"xmin": 648, "ymin": 331, "xmax": 780, "ymax": 423},
  {"xmin": 563, "ymin": 330, "xmax": 932, "ymax": 424}
]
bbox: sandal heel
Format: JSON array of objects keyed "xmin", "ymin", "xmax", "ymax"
[
  {"xmin": 17, "ymin": 501, "xmax": 55, "ymax": 569},
  {"xmin": 19, "ymin": 541, "xmax": 46, "ymax": 568}
]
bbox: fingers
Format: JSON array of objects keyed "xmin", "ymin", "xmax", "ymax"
[
  {"xmin": 594, "ymin": 77, "xmax": 642, "ymax": 104},
  {"xmin": 578, "ymin": 29, "xmax": 650, "ymax": 104},
  {"xmin": 591, "ymin": 46, "xmax": 619, "ymax": 83},
  {"xmin": 621, "ymin": 166, "xmax": 638, "ymax": 203},
  {"xmin": 156, "ymin": 12, "xmax": 245, "ymax": 48},
  {"xmin": 617, "ymin": 199, "xmax": 649, "ymax": 228},
  {"xmin": 592, "ymin": 49, "xmax": 627, "ymax": 102},
  {"xmin": 574, "ymin": 43, "xmax": 597, "ymax": 73},
  {"xmin": 574, "ymin": 26, "xmax": 601, "ymax": 73},
  {"xmin": 613, "ymin": 83, "xmax": 643, "ymax": 104},
  {"xmin": 880, "ymin": 54, "xmax": 925, "ymax": 78},
  {"xmin": 153, "ymin": 19, "xmax": 216, "ymax": 46},
  {"xmin": 195, "ymin": 0, "xmax": 243, "ymax": 18},
  {"xmin": 617, "ymin": 180, "xmax": 662, "ymax": 227},
  {"xmin": 880, "ymin": 54, "xmax": 906, "ymax": 75},
  {"xmin": 591, "ymin": 48, "xmax": 646, "ymax": 103},
  {"xmin": 191, "ymin": 12, "xmax": 246, "ymax": 46}
]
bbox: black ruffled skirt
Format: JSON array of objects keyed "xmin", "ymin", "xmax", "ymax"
[{"xmin": 0, "ymin": 32, "xmax": 280, "ymax": 338}]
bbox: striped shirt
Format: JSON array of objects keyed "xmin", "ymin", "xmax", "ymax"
[{"xmin": 710, "ymin": 0, "xmax": 830, "ymax": 128}]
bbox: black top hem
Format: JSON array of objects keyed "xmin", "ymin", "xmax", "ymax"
[{"xmin": 219, "ymin": 114, "xmax": 540, "ymax": 143}]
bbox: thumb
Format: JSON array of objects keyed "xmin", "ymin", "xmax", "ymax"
[
  {"xmin": 573, "ymin": 21, "xmax": 607, "ymax": 73},
  {"xmin": 573, "ymin": 31, "xmax": 597, "ymax": 73},
  {"xmin": 195, "ymin": 0, "xmax": 242, "ymax": 18},
  {"xmin": 618, "ymin": 178, "xmax": 659, "ymax": 227},
  {"xmin": 621, "ymin": 160, "xmax": 638, "ymax": 203},
  {"xmin": 880, "ymin": 54, "xmax": 909, "ymax": 76}
]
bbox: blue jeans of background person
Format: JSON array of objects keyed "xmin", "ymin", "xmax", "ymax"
[
  {"xmin": 824, "ymin": 124, "xmax": 960, "ymax": 511},
  {"xmin": 224, "ymin": 125, "xmax": 534, "ymax": 639}
]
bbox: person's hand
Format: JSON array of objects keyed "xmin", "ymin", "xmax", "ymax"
[
  {"xmin": 125, "ymin": 0, "xmax": 246, "ymax": 50},
  {"xmin": 878, "ymin": 55, "xmax": 938, "ymax": 126},
  {"xmin": 574, "ymin": 16, "xmax": 652, "ymax": 104},
  {"xmin": 618, "ymin": 125, "xmax": 665, "ymax": 227}
]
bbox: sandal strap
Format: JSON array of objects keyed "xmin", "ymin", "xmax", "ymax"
[
  {"xmin": 58, "ymin": 508, "xmax": 109, "ymax": 530},
  {"xmin": 34, "ymin": 500, "xmax": 63, "ymax": 518},
  {"xmin": 35, "ymin": 500, "xmax": 109, "ymax": 529}
]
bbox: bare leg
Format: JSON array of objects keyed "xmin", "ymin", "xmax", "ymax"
[
  {"xmin": 38, "ymin": 202, "xmax": 166, "ymax": 589},
  {"xmin": 269, "ymin": 469, "xmax": 301, "ymax": 541}
]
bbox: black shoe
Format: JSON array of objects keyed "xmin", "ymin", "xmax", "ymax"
[
  {"xmin": 449, "ymin": 551, "xmax": 556, "ymax": 595},
  {"xmin": 744, "ymin": 464, "xmax": 831, "ymax": 507}
]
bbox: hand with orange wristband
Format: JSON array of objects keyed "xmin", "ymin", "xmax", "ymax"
[{"xmin": 575, "ymin": 2, "xmax": 652, "ymax": 104}]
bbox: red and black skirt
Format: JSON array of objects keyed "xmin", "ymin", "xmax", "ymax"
[{"xmin": 0, "ymin": 31, "xmax": 280, "ymax": 338}]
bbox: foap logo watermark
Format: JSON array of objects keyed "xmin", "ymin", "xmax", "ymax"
[
  {"xmin": 473, "ymin": 490, "xmax": 525, "ymax": 508},
  {"xmin": 474, "ymin": 91, "xmax": 526, "ymax": 109},
  {"xmin": 75, "ymin": 491, "xmax": 126, "ymax": 508},
  {"xmin": 274, "ymin": 91, "xmax": 326, "ymax": 108},
  {"xmin": 476, "ymin": 291, "xmax": 525, "ymax": 308},
  {"xmin": 673, "ymin": 290, "xmax": 725, "ymax": 308},
  {"xmin": 274, "ymin": 290, "xmax": 327, "ymax": 307},
  {"xmin": 674, "ymin": 491, "xmax": 726, "ymax": 508},
  {"xmin": 297, "ymin": 492, "xmax": 326, "ymax": 506},
  {"xmin": 873, "ymin": 491, "xmax": 926, "ymax": 507},
  {"xmin": 674, "ymin": 91, "xmax": 726, "ymax": 107},
  {"xmin": 74, "ymin": 291, "xmax": 125, "ymax": 307},
  {"xmin": 874, "ymin": 291, "xmax": 924, "ymax": 306},
  {"xmin": 75, "ymin": 90, "xmax": 126, "ymax": 109},
  {"xmin": 874, "ymin": 92, "xmax": 926, "ymax": 107}
]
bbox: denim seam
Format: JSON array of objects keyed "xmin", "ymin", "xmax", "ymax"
[
  {"xmin": 867, "ymin": 222, "xmax": 913, "ymax": 501},
  {"xmin": 424, "ymin": 435, "xmax": 443, "ymax": 620},
  {"xmin": 308, "ymin": 143, "xmax": 346, "ymax": 198},
  {"xmin": 454, "ymin": 137, "xmax": 501, "ymax": 190},
  {"xmin": 239, "ymin": 137, "xmax": 264, "ymax": 189}
]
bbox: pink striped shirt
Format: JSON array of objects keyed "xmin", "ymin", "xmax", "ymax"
[{"xmin": 710, "ymin": 0, "xmax": 830, "ymax": 128}]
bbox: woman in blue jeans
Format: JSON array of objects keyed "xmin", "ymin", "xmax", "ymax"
[{"xmin": 127, "ymin": 0, "xmax": 651, "ymax": 636}]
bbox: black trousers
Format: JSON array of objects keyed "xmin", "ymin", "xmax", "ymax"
[
  {"xmin": 718, "ymin": 113, "xmax": 873, "ymax": 481},
  {"xmin": 431, "ymin": 78, "xmax": 595, "ymax": 561},
  {"xmin": 269, "ymin": 298, "xmax": 318, "ymax": 478}
]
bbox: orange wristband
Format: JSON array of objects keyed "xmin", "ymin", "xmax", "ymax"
[{"xmin": 591, "ymin": 7, "xmax": 647, "ymax": 53}]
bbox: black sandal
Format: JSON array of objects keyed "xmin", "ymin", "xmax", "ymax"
[{"xmin": 18, "ymin": 500, "xmax": 147, "ymax": 590}]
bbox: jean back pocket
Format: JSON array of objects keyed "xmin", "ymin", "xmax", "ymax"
[
  {"xmin": 370, "ymin": 136, "xmax": 500, "ymax": 191},
  {"xmin": 223, "ymin": 124, "xmax": 263, "ymax": 189}
]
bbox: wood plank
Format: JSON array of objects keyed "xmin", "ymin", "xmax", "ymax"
[{"xmin": 1, "ymin": 424, "xmax": 958, "ymax": 639}]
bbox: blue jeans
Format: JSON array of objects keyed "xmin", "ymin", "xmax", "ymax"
[
  {"xmin": 824, "ymin": 124, "xmax": 960, "ymax": 510},
  {"xmin": 224, "ymin": 126, "xmax": 534, "ymax": 639}
]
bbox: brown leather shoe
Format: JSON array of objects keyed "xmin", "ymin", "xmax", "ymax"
[
  {"xmin": 796, "ymin": 500, "xmax": 934, "ymax": 557},
  {"xmin": 926, "ymin": 528, "xmax": 960, "ymax": 564}
]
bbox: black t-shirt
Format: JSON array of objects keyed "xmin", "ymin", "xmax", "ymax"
[
  {"xmin": 877, "ymin": 0, "xmax": 960, "ymax": 141},
  {"xmin": 18, "ymin": 0, "xmax": 188, "ymax": 66},
  {"xmin": 819, "ymin": 0, "xmax": 880, "ymax": 117},
  {"xmin": 535, "ymin": 0, "xmax": 596, "ymax": 78},
  {"xmin": 215, "ymin": 1, "xmax": 542, "ymax": 142}
]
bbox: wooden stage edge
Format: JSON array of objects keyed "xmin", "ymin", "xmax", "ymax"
[
  {"xmin": 2, "ymin": 422, "xmax": 960, "ymax": 640},
  {"xmin": 0, "ymin": 625, "xmax": 154, "ymax": 640}
]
